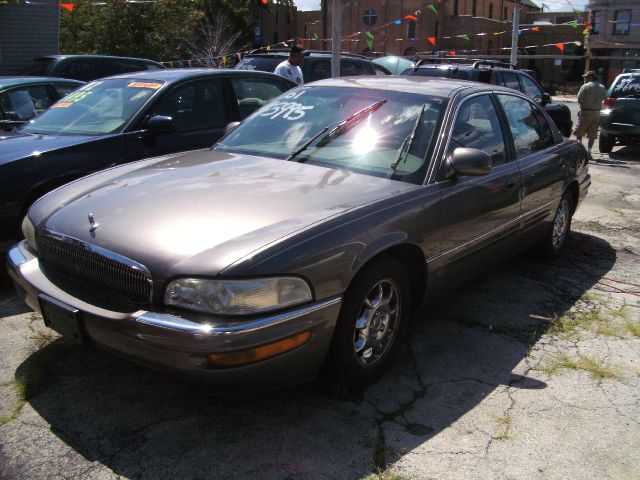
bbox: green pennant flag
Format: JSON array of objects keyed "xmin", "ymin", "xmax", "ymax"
[
  {"xmin": 569, "ymin": 20, "xmax": 578, "ymax": 28},
  {"xmin": 462, "ymin": 34, "xmax": 470, "ymax": 40},
  {"xmin": 427, "ymin": 4, "xmax": 437, "ymax": 14},
  {"xmin": 573, "ymin": 8, "xmax": 583, "ymax": 14},
  {"xmin": 312, "ymin": 32, "xmax": 319, "ymax": 40},
  {"xmin": 365, "ymin": 31, "xmax": 374, "ymax": 50}
]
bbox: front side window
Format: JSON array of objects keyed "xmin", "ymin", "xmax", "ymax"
[
  {"xmin": 152, "ymin": 79, "xmax": 227, "ymax": 132},
  {"xmin": 448, "ymin": 94, "xmax": 506, "ymax": 167},
  {"xmin": 498, "ymin": 95, "xmax": 551, "ymax": 158},
  {"xmin": 22, "ymin": 78, "xmax": 164, "ymax": 135},
  {"xmin": 521, "ymin": 75, "xmax": 543, "ymax": 103},
  {"xmin": 216, "ymin": 86, "xmax": 446, "ymax": 184},
  {"xmin": 0, "ymin": 85, "xmax": 52, "ymax": 121},
  {"xmin": 614, "ymin": 10, "xmax": 631, "ymax": 35}
]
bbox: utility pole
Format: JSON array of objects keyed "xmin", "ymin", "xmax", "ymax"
[
  {"xmin": 331, "ymin": 0, "xmax": 341, "ymax": 78},
  {"xmin": 510, "ymin": 0, "xmax": 521, "ymax": 67},
  {"xmin": 584, "ymin": 9, "xmax": 592, "ymax": 75}
]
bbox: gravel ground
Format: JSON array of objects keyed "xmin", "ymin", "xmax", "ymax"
[{"xmin": 0, "ymin": 143, "xmax": 638, "ymax": 480}]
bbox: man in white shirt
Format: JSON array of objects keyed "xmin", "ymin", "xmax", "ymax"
[{"xmin": 274, "ymin": 45, "xmax": 306, "ymax": 85}]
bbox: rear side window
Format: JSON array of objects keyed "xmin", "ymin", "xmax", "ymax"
[
  {"xmin": 498, "ymin": 94, "xmax": 551, "ymax": 158},
  {"xmin": 521, "ymin": 75, "xmax": 543, "ymax": 102},
  {"xmin": 611, "ymin": 75, "xmax": 640, "ymax": 98},
  {"xmin": 403, "ymin": 67, "xmax": 469, "ymax": 80},
  {"xmin": 341, "ymin": 60, "xmax": 369, "ymax": 76},
  {"xmin": 232, "ymin": 78, "xmax": 291, "ymax": 118},
  {"xmin": 308, "ymin": 61, "xmax": 331, "ymax": 82},
  {"xmin": 500, "ymin": 72, "xmax": 521, "ymax": 92},
  {"xmin": 61, "ymin": 60, "xmax": 100, "ymax": 81}
]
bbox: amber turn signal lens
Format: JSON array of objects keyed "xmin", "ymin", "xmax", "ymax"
[{"xmin": 208, "ymin": 331, "xmax": 312, "ymax": 367}]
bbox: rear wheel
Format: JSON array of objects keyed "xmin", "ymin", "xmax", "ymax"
[
  {"xmin": 325, "ymin": 257, "xmax": 410, "ymax": 387},
  {"xmin": 537, "ymin": 193, "xmax": 573, "ymax": 260},
  {"xmin": 599, "ymin": 133, "xmax": 615, "ymax": 153}
]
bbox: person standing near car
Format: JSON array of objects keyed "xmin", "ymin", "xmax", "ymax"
[
  {"xmin": 574, "ymin": 71, "xmax": 606, "ymax": 155},
  {"xmin": 274, "ymin": 45, "xmax": 306, "ymax": 85}
]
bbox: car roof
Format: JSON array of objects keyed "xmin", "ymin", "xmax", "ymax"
[
  {"xmin": 245, "ymin": 51, "xmax": 370, "ymax": 60},
  {"xmin": 103, "ymin": 68, "xmax": 295, "ymax": 84},
  {"xmin": 306, "ymin": 75, "xmax": 509, "ymax": 97},
  {"xmin": 0, "ymin": 76, "xmax": 84, "ymax": 90},
  {"xmin": 35, "ymin": 54, "xmax": 161, "ymax": 64}
]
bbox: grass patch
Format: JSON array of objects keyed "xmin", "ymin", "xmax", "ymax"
[
  {"xmin": 549, "ymin": 308, "xmax": 604, "ymax": 336},
  {"xmin": 494, "ymin": 415, "xmax": 512, "ymax": 441},
  {"xmin": 612, "ymin": 306, "xmax": 633, "ymax": 321},
  {"xmin": 626, "ymin": 322, "xmax": 640, "ymax": 337},
  {"xmin": 538, "ymin": 354, "xmax": 620, "ymax": 380}
]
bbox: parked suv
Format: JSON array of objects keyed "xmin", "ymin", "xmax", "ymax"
[
  {"xmin": 599, "ymin": 70, "xmax": 640, "ymax": 153},
  {"xmin": 235, "ymin": 50, "xmax": 391, "ymax": 82},
  {"xmin": 26, "ymin": 55, "xmax": 164, "ymax": 82},
  {"xmin": 401, "ymin": 60, "xmax": 573, "ymax": 137}
]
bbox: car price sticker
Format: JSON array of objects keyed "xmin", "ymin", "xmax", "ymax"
[
  {"xmin": 127, "ymin": 82, "xmax": 163, "ymax": 90},
  {"xmin": 51, "ymin": 102, "xmax": 73, "ymax": 108}
]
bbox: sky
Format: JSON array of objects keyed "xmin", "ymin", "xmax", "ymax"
[{"xmin": 292, "ymin": 0, "xmax": 589, "ymax": 13}]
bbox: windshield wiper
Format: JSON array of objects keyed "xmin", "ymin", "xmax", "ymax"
[
  {"xmin": 386, "ymin": 104, "xmax": 426, "ymax": 179},
  {"xmin": 287, "ymin": 99, "xmax": 387, "ymax": 162}
]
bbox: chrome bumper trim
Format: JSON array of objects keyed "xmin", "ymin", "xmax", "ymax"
[{"xmin": 134, "ymin": 296, "xmax": 342, "ymax": 336}]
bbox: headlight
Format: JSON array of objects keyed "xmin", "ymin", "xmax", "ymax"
[
  {"xmin": 21, "ymin": 216, "xmax": 37, "ymax": 251},
  {"xmin": 164, "ymin": 277, "xmax": 313, "ymax": 315}
]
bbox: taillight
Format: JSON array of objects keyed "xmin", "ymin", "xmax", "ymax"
[{"xmin": 603, "ymin": 98, "xmax": 616, "ymax": 108}]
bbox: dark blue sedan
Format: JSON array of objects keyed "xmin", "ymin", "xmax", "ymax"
[{"xmin": 0, "ymin": 69, "xmax": 296, "ymax": 253}]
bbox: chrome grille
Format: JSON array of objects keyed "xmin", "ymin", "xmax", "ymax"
[{"xmin": 38, "ymin": 231, "xmax": 152, "ymax": 304}]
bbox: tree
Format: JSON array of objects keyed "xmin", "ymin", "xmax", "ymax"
[{"xmin": 186, "ymin": 16, "xmax": 247, "ymax": 67}]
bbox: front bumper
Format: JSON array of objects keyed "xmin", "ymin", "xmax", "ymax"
[{"xmin": 8, "ymin": 241, "xmax": 342, "ymax": 390}]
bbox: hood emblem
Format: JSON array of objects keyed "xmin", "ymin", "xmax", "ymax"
[{"xmin": 88, "ymin": 213, "xmax": 100, "ymax": 232}]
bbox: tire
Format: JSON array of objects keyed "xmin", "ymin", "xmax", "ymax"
[
  {"xmin": 537, "ymin": 193, "xmax": 573, "ymax": 260},
  {"xmin": 599, "ymin": 134, "xmax": 615, "ymax": 154},
  {"xmin": 325, "ymin": 257, "xmax": 411, "ymax": 388}
]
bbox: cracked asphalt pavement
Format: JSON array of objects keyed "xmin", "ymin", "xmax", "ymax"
[{"xmin": 1, "ymin": 144, "xmax": 639, "ymax": 480}]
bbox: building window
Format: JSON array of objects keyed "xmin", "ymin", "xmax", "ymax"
[
  {"xmin": 435, "ymin": 20, "xmax": 439, "ymax": 40},
  {"xmin": 613, "ymin": 10, "xmax": 631, "ymax": 35},
  {"xmin": 489, "ymin": 3, "xmax": 493, "ymax": 19},
  {"xmin": 273, "ymin": 32, "xmax": 278, "ymax": 44},
  {"xmin": 472, "ymin": 0, "xmax": 477, "ymax": 17},
  {"xmin": 453, "ymin": 0, "xmax": 458, "ymax": 16},
  {"xmin": 286, "ymin": 11, "xmax": 291, "ymax": 25},
  {"xmin": 363, "ymin": 8, "xmax": 377, "ymax": 27},
  {"xmin": 408, "ymin": 21, "xmax": 417, "ymax": 39},
  {"xmin": 503, "ymin": 7, "xmax": 508, "ymax": 21},
  {"xmin": 591, "ymin": 10, "xmax": 601, "ymax": 35},
  {"xmin": 275, "ymin": 9, "xmax": 279, "ymax": 25}
]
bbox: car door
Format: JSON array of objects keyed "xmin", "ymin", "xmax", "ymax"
[
  {"xmin": 125, "ymin": 77, "xmax": 233, "ymax": 159},
  {"xmin": 436, "ymin": 93, "xmax": 522, "ymax": 264},
  {"xmin": 496, "ymin": 93, "xmax": 565, "ymax": 233}
]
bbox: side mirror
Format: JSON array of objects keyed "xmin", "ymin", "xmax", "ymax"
[
  {"xmin": 445, "ymin": 147, "xmax": 492, "ymax": 179},
  {"xmin": 541, "ymin": 93, "xmax": 551, "ymax": 105},
  {"xmin": 224, "ymin": 121, "xmax": 241, "ymax": 136},
  {"xmin": 144, "ymin": 115, "xmax": 175, "ymax": 133}
]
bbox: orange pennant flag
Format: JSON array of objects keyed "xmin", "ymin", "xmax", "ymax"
[
  {"xmin": 427, "ymin": 36, "xmax": 436, "ymax": 46},
  {"xmin": 554, "ymin": 43, "xmax": 564, "ymax": 51},
  {"xmin": 449, "ymin": 50, "xmax": 457, "ymax": 56},
  {"xmin": 60, "ymin": 3, "xmax": 75, "ymax": 11},
  {"xmin": 531, "ymin": 27, "xmax": 540, "ymax": 31},
  {"xmin": 404, "ymin": 15, "xmax": 418, "ymax": 21}
]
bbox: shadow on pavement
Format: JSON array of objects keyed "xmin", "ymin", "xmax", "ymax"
[
  {"xmin": 595, "ymin": 144, "xmax": 640, "ymax": 168},
  {"xmin": 9, "ymin": 231, "xmax": 616, "ymax": 479}
]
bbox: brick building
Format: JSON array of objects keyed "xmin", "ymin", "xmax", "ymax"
[
  {"xmin": 0, "ymin": 2, "xmax": 59, "ymax": 75},
  {"xmin": 323, "ymin": 0, "xmax": 540, "ymax": 57}
]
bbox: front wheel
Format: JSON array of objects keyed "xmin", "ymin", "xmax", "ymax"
[
  {"xmin": 537, "ymin": 193, "xmax": 573, "ymax": 260},
  {"xmin": 325, "ymin": 257, "xmax": 411, "ymax": 387},
  {"xmin": 599, "ymin": 134, "xmax": 615, "ymax": 154}
]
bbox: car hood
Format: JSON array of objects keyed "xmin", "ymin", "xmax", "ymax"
[
  {"xmin": 40, "ymin": 149, "xmax": 419, "ymax": 278},
  {"xmin": 0, "ymin": 131, "xmax": 107, "ymax": 165}
]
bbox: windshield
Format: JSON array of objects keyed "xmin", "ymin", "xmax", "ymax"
[
  {"xmin": 21, "ymin": 78, "xmax": 164, "ymax": 135},
  {"xmin": 215, "ymin": 86, "xmax": 445, "ymax": 184}
]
